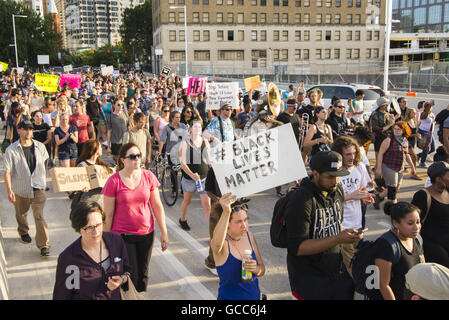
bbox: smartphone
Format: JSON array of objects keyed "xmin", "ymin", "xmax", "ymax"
[{"xmin": 356, "ymin": 228, "xmax": 368, "ymax": 235}]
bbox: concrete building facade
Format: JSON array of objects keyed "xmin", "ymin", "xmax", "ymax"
[{"xmin": 152, "ymin": 0, "xmax": 387, "ymax": 75}]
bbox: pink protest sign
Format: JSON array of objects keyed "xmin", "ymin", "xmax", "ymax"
[
  {"xmin": 187, "ymin": 77, "xmax": 207, "ymax": 96},
  {"xmin": 59, "ymin": 74, "xmax": 82, "ymax": 89}
]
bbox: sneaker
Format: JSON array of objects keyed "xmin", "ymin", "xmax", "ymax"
[
  {"xmin": 179, "ymin": 219, "xmax": 191, "ymax": 231},
  {"xmin": 40, "ymin": 247, "xmax": 50, "ymax": 258},
  {"xmin": 20, "ymin": 234, "xmax": 32, "ymax": 244},
  {"xmin": 206, "ymin": 265, "xmax": 218, "ymax": 276},
  {"xmin": 276, "ymin": 191, "xmax": 286, "ymax": 198}
]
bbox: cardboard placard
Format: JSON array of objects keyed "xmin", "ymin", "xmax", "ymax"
[
  {"xmin": 37, "ymin": 55, "xmax": 50, "ymax": 65},
  {"xmin": 63, "ymin": 65, "xmax": 73, "ymax": 72},
  {"xmin": 244, "ymin": 75, "xmax": 261, "ymax": 92},
  {"xmin": 101, "ymin": 66, "xmax": 114, "ymax": 76},
  {"xmin": 0, "ymin": 61, "xmax": 8, "ymax": 72},
  {"xmin": 34, "ymin": 73, "xmax": 60, "ymax": 93},
  {"xmin": 187, "ymin": 77, "xmax": 207, "ymax": 96},
  {"xmin": 182, "ymin": 77, "xmax": 190, "ymax": 89},
  {"xmin": 161, "ymin": 66, "xmax": 171, "ymax": 75},
  {"xmin": 50, "ymin": 165, "xmax": 113, "ymax": 193},
  {"xmin": 206, "ymin": 82, "xmax": 239, "ymax": 110},
  {"xmin": 60, "ymin": 73, "xmax": 82, "ymax": 89},
  {"xmin": 209, "ymin": 123, "xmax": 306, "ymax": 198}
]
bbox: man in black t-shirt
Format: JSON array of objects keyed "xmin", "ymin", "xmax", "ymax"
[
  {"xmin": 86, "ymin": 93, "xmax": 105, "ymax": 138},
  {"xmin": 277, "ymin": 99, "xmax": 301, "ymax": 144}
]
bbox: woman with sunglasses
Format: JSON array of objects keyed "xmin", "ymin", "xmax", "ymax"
[
  {"xmin": 211, "ymin": 193, "xmax": 265, "ymax": 300},
  {"xmin": 303, "ymin": 106, "xmax": 333, "ymax": 161},
  {"xmin": 103, "ymin": 143, "xmax": 169, "ymax": 293},
  {"xmin": 178, "ymin": 120, "xmax": 211, "ymax": 231},
  {"xmin": 53, "ymin": 201, "xmax": 132, "ymax": 300},
  {"xmin": 180, "ymin": 105, "xmax": 203, "ymax": 129}
]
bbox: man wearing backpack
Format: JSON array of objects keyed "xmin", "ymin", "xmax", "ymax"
[{"xmin": 285, "ymin": 151, "xmax": 363, "ymax": 300}]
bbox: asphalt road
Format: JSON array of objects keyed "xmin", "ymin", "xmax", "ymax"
[{"xmin": 0, "ymin": 140, "xmax": 431, "ymax": 300}]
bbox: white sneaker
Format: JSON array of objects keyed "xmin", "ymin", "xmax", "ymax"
[{"xmin": 206, "ymin": 266, "xmax": 218, "ymax": 276}]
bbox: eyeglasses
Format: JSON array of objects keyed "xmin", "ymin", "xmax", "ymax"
[
  {"xmin": 125, "ymin": 153, "xmax": 142, "ymax": 160},
  {"xmin": 223, "ymin": 108, "xmax": 232, "ymax": 111},
  {"xmin": 163, "ymin": 110, "xmax": 170, "ymax": 113},
  {"xmin": 231, "ymin": 203, "xmax": 248, "ymax": 212},
  {"xmin": 83, "ymin": 223, "xmax": 103, "ymax": 233},
  {"xmin": 185, "ymin": 110, "xmax": 192, "ymax": 114}
]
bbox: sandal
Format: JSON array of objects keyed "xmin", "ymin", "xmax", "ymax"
[{"xmin": 410, "ymin": 174, "xmax": 423, "ymax": 181}]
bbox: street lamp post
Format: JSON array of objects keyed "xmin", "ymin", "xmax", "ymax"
[
  {"xmin": 12, "ymin": 14, "xmax": 27, "ymax": 69},
  {"xmin": 383, "ymin": 0, "xmax": 400, "ymax": 92},
  {"xmin": 170, "ymin": 5, "xmax": 188, "ymax": 76}
]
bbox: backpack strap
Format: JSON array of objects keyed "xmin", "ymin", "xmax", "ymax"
[
  {"xmin": 380, "ymin": 231, "xmax": 402, "ymax": 266},
  {"xmin": 421, "ymin": 189, "xmax": 432, "ymax": 224}
]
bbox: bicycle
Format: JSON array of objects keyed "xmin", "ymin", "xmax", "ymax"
[{"xmin": 152, "ymin": 153, "xmax": 181, "ymax": 207}]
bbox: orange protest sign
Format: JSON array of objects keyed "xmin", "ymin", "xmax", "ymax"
[{"xmin": 244, "ymin": 76, "xmax": 261, "ymax": 92}]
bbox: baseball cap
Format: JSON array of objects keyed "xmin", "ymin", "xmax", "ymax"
[
  {"xmin": 310, "ymin": 151, "xmax": 350, "ymax": 177},
  {"xmin": 18, "ymin": 120, "xmax": 34, "ymax": 130},
  {"xmin": 258, "ymin": 109, "xmax": 268, "ymax": 115},
  {"xmin": 220, "ymin": 102, "xmax": 232, "ymax": 109},
  {"xmin": 427, "ymin": 161, "xmax": 449, "ymax": 179},
  {"xmin": 405, "ymin": 263, "xmax": 449, "ymax": 300},
  {"xmin": 376, "ymin": 97, "xmax": 390, "ymax": 107}
]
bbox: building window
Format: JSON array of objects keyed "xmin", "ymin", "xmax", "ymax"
[
  {"xmin": 193, "ymin": 30, "xmax": 200, "ymax": 41},
  {"xmin": 373, "ymin": 48, "xmax": 379, "ymax": 58},
  {"xmin": 178, "ymin": 12, "xmax": 185, "ymax": 23},
  {"xmin": 336, "ymin": 0, "xmax": 341, "ymax": 6},
  {"xmin": 335, "ymin": 14, "xmax": 341, "ymax": 24},
  {"xmin": 304, "ymin": 0, "xmax": 310, "ymax": 6},
  {"xmin": 203, "ymin": 0, "xmax": 209, "ymax": 4},
  {"xmin": 303, "ymin": 49, "xmax": 309, "ymax": 59},
  {"xmin": 282, "ymin": 49, "xmax": 288, "ymax": 60},
  {"xmin": 273, "ymin": 13, "xmax": 280, "ymax": 24},
  {"xmin": 169, "ymin": 30, "xmax": 176, "ymax": 41},
  {"xmin": 354, "ymin": 14, "xmax": 361, "ymax": 24},
  {"xmin": 238, "ymin": 13, "xmax": 244, "ymax": 23},
  {"xmin": 295, "ymin": 13, "xmax": 301, "ymax": 23},
  {"xmin": 251, "ymin": 0, "xmax": 257, "ymax": 4},
  {"xmin": 238, "ymin": 30, "xmax": 245, "ymax": 41},
  {"xmin": 193, "ymin": 12, "xmax": 200, "ymax": 23},
  {"xmin": 282, "ymin": 30, "xmax": 288, "ymax": 41},
  {"xmin": 295, "ymin": 30, "xmax": 301, "ymax": 41},
  {"xmin": 283, "ymin": 0, "xmax": 289, "ymax": 5},
  {"xmin": 228, "ymin": 12, "xmax": 234, "ymax": 23},
  {"xmin": 228, "ymin": 30, "xmax": 234, "ymax": 40},
  {"xmin": 282, "ymin": 13, "xmax": 288, "ymax": 24},
  {"xmin": 353, "ymin": 48, "xmax": 360, "ymax": 59},
  {"xmin": 274, "ymin": 0, "xmax": 280, "ymax": 5},
  {"xmin": 203, "ymin": 30, "xmax": 210, "ymax": 41},
  {"xmin": 304, "ymin": 13, "xmax": 310, "ymax": 23},
  {"xmin": 316, "ymin": 31, "xmax": 322, "ymax": 41},
  {"xmin": 366, "ymin": 48, "xmax": 371, "ymax": 59},
  {"xmin": 316, "ymin": 0, "xmax": 322, "ymax": 7},
  {"xmin": 169, "ymin": 12, "xmax": 176, "ymax": 23},
  {"xmin": 326, "ymin": 0, "xmax": 331, "ymax": 7},
  {"xmin": 194, "ymin": 50, "xmax": 210, "ymax": 61},
  {"xmin": 347, "ymin": 0, "xmax": 353, "ymax": 7},
  {"xmin": 273, "ymin": 49, "xmax": 280, "ymax": 61},
  {"xmin": 296, "ymin": 0, "xmax": 301, "ymax": 6},
  {"xmin": 325, "ymin": 30, "xmax": 331, "ymax": 40},
  {"xmin": 217, "ymin": 30, "xmax": 224, "ymax": 41},
  {"xmin": 304, "ymin": 30, "xmax": 310, "ymax": 40},
  {"xmin": 179, "ymin": 30, "xmax": 185, "ymax": 41},
  {"xmin": 346, "ymin": 31, "xmax": 352, "ymax": 40},
  {"xmin": 217, "ymin": 0, "xmax": 223, "ymax": 4},
  {"xmin": 355, "ymin": 30, "xmax": 360, "ymax": 41},
  {"xmin": 261, "ymin": 0, "xmax": 266, "ymax": 5},
  {"xmin": 260, "ymin": 13, "xmax": 267, "ymax": 23},
  {"xmin": 316, "ymin": 13, "xmax": 322, "ymax": 24},
  {"xmin": 325, "ymin": 49, "xmax": 331, "ymax": 59},
  {"xmin": 218, "ymin": 50, "xmax": 244, "ymax": 60},
  {"xmin": 217, "ymin": 12, "xmax": 223, "ymax": 23},
  {"xmin": 170, "ymin": 51, "xmax": 185, "ymax": 61},
  {"xmin": 316, "ymin": 49, "xmax": 322, "ymax": 60},
  {"xmin": 261, "ymin": 30, "xmax": 267, "ymax": 40},
  {"xmin": 325, "ymin": 14, "xmax": 331, "ymax": 24},
  {"xmin": 273, "ymin": 30, "xmax": 280, "ymax": 41},
  {"xmin": 367, "ymin": 30, "xmax": 372, "ymax": 40},
  {"xmin": 251, "ymin": 13, "xmax": 257, "ymax": 23},
  {"xmin": 228, "ymin": 0, "xmax": 234, "ymax": 5},
  {"xmin": 251, "ymin": 30, "xmax": 258, "ymax": 41},
  {"xmin": 203, "ymin": 12, "xmax": 209, "ymax": 23},
  {"xmin": 346, "ymin": 49, "xmax": 351, "ymax": 59},
  {"xmin": 374, "ymin": 30, "xmax": 380, "ymax": 40},
  {"xmin": 295, "ymin": 49, "xmax": 301, "ymax": 60},
  {"xmin": 334, "ymin": 48, "xmax": 340, "ymax": 59},
  {"xmin": 347, "ymin": 14, "xmax": 352, "ymax": 24},
  {"xmin": 356, "ymin": 0, "xmax": 361, "ymax": 7}
]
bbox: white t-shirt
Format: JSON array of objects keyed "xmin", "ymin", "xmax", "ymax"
[
  {"xmin": 339, "ymin": 163, "xmax": 371, "ymax": 230},
  {"xmin": 352, "ymin": 99, "xmax": 364, "ymax": 124},
  {"xmin": 419, "ymin": 113, "xmax": 435, "ymax": 132},
  {"xmin": 359, "ymin": 146, "xmax": 370, "ymax": 167}
]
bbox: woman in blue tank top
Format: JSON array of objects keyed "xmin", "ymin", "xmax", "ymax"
[{"xmin": 211, "ymin": 193, "xmax": 265, "ymax": 300}]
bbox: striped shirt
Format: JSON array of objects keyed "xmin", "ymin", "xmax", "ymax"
[{"xmin": 3, "ymin": 140, "xmax": 49, "ymax": 198}]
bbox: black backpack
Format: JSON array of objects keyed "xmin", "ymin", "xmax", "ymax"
[
  {"xmin": 270, "ymin": 187, "xmax": 315, "ymax": 248},
  {"xmin": 351, "ymin": 231, "xmax": 422, "ymax": 300},
  {"xmin": 435, "ymin": 109, "xmax": 449, "ymax": 143}
]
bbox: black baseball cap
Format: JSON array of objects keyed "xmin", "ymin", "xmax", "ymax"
[
  {"xmin": 427, "ymin": 161, "xmax": 449, "ymax": 179},
  {"xmin": 18, "ymin": 120, "xmax": 34, "ymax": 130},
  {"xmin": 310, "ymin": 151, "xmax": 350, "ymax": 177}
]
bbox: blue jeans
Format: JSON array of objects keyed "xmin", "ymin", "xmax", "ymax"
[{"xmin": 417, "ymin": 128, "xmax": 433, "ymax": 164}]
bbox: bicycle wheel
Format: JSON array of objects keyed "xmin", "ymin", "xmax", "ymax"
[{"xmin": 161, "ymin": 166, "xmax": 178, "ymax": 206}]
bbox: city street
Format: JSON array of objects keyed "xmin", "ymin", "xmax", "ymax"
[{"xmin": 0, "ymin": 138, "xmax": 430, "ymax": 300}]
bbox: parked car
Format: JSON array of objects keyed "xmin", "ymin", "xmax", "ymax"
[{"xmin": 306, "ymin": 83, "xmax": 384, "ymax": 121}]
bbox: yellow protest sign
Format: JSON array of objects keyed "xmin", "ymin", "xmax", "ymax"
[
  {"xmin": 244, "ymin": 75, "xmax": 261, "ymax": 92},
  {"xmin": 34, "ymin": 73, "xmax": 60, "ymax": 92},
  {"xmin": 0, "ymin": 61, "xmax": 8, "ymax": 72}
]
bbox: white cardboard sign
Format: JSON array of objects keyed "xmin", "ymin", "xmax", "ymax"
[
  {"xmin": 37, "ymin": 55, "xmax": 49, "ymax": 65},
  {"xmin": 63, "ymin": 65, "xmax": 73, "ymax": 72},
  {"xmin": 209, "ymin": 123, "xmax": 307, "ymax": 198},
  {"xmin": 206, "ymin": 82, "xmax": 239, "ymax": 110},
  {"xmin": 101, "ymin": 65, "xmax": 114, "ymax": 76}
]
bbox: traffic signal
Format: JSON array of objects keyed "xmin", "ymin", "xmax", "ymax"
[
  {"xmin": 124, "ymin": 50, "xmax": 127, "ymax": 54},
  {"xmin": 107, "ymin": 50, "xmax": 110, "ymax": 54}
]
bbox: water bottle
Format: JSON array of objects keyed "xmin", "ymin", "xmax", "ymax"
[
  {"xmin": 195, "ymin": 178, "xmax": 203, "ymax": 193},
  {"xmin": 241, "ymin": 249, "xmax": 253, "ymax": 282}
]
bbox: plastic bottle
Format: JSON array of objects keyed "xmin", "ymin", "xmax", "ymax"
[
  {"xmin": 241, "ymin": 249, "xmax": 253, "ymax": 282},
  {"xmin": 195, "ymin": 179, "xmax": 203, "ymax": 192}
]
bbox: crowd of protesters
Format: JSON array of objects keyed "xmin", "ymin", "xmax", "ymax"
[{"xmin": 1, "ymin": 66, "xmax": 449, "ymax": 300}]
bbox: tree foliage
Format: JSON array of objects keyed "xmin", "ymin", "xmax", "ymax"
[
  {"xmin": 0, "ymin": 0, "xmax": 62, "ymax": 68},
  {"xmin": 119, "ymin": 0, "xmax": 152, "ymax": 63}
]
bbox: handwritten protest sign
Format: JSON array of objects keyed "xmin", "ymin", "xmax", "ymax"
[
  {"xmin": 209, "ymin": 124, "xmax": 307, "ymax": 198},
  {"xmin": 244, "ymin": 76, "xmax": 261, "ymax": 92},
  {"xmin": 101, "ymin": 65, "xmax": 114, "ymax": 76},
  {"xmin": 63, "ymin": 65, "xmax": 73, "ymax": 72},
  {"xmin": 0, "ymin": 62, "xmax": 8, "ymax": 72},
  {"xmin": 60, "ymin": 73, "xmax": 82, "ymax": 89},
  {"xmin": 187, "ymin": 77, "xmax": 207, "ymax": 96},
  {"xmin": 161, "ymin": 66, "xmax": 171, "ymax": 75},
  {"xmin": 182, "ymin": 77, "xmax": 190, "ymax": 89},
  {"xmin": 50, "ymin": 165, "xmax": 114, "ymax": 193},
  {"xmin": 206, "ymin": 82, "xmax": 239, "ymax": 110},
  {"xmin": 34, "ymin": 73, "xmax": 60, "ymax": 92}
]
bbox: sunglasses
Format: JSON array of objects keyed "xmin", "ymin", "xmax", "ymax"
[
  {"xmin": 163, "ymin": 109, "xmax": 170, "ymax": 112},
  {"xmin": 125, "ymin": 153, "xmax": 142, "ymax": 160},
  {"xmin": 185, "ymin": 110, "xmax": 192, "ymax": 113},
  {"xmin": 223, "ymin": 108, "xmax": 232, "ymax": 111},
  {"xmin": 231, "ymin": 203, "xmax": 248, "ymax": 212}
]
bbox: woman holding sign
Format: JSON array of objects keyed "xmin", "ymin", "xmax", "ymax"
[
  {"xmin": 178, "ymin": 120, "xmax": 211, "ymax": 231},
  {"xmin": 211, "ymin": 193, "xmax": 265, "ymax": 300}
]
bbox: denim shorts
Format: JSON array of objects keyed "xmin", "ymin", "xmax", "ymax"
[
  {"xmin": 181, "ymin": 177, "xmax": 207, "ymax": 195},
  {"xmin": 58, "ymin": 148, "xmax": 78, "ymax": 161}
]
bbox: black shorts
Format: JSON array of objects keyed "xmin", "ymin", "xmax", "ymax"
[{"xmin": 374, "ymin": 134, "xmax": 387, "ymax": 152}]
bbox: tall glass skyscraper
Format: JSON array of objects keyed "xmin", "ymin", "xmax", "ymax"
[{"xmin": 392, "ymin": 0, "xmax": 449, "ymax": 33}]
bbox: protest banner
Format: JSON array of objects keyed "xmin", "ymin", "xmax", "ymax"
[
  {"xmin": 50, "ymin": 165, "xmax": 114, "ymax": 193},
  {"xmin": 209, "ymin": 123, "xmax": 307, "ymax": 198},
  {"xmin": 187, "ymin": 77, "xmax": 207, "ymax": 96},
  {"xmin": 205, "ymin": 82, "xmax": 239, "ymax": 110},
  {"xmin": 161, "ymin": 66, "xmax": 171, "ymax": 75},
  {"xmin": 244, "ymin": 76, "xmax": 261, "ymax": 92},
  {"xmin": 0, "ymin": 62, "xmax": 8, "ymax": 72},
  {"xmin": 34, "ymin": 73, "xmax": 60, "ymax": 92},
  {"xmin": 101, "ymin": 65, "xmax": 114, "ymax": 76},
  {"xmin": 63, "ymin": 65, "xmax": 73, "ymax": 73},
  {"xmin": 59, "ymin": 73, "xmax": 82, "ymax": 89}
]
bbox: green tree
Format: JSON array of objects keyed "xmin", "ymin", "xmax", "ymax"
[{"xmin": 120, "ymin": 0, "xmax": 152, "ymax": 64}]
